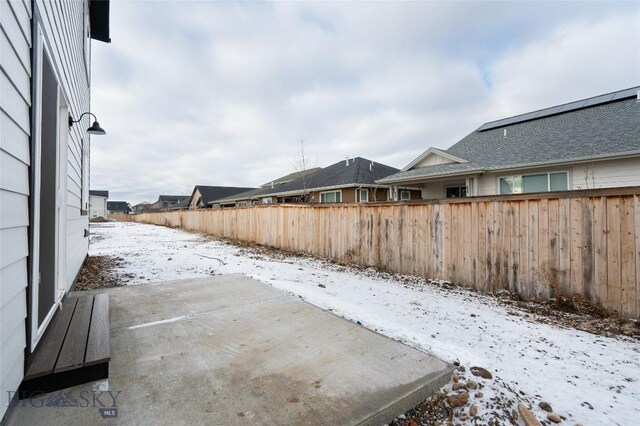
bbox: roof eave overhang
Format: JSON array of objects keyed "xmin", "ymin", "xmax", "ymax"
[
  {"xmin": 378, "ymin": 170, "xmax": 484, "ymax": 184},
  {"xmin": 89, "ymin": 0, "xmax": 111, "ymax": 43}
]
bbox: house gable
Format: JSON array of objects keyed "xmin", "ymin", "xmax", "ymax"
[{"xmin": 402, "ymin": 148, "xmax": 468, "ymax": 171}]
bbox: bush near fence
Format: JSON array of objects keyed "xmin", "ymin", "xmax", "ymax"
[{"xmin": 111, "ymin": 187, "xmax": 640, "ymax": 319}]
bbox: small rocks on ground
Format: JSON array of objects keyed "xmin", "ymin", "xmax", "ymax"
[
  {"xmin": 470, "ymin": 366, "xmax": 493, "ymax": 380},
  {"xmin": 466, "ymin": 380, "xmax": 478, "ymax": 389},
  {"xmin": 547, "ymin": 412, "xmax": 562, "ymax": 423},
  {"xmin": 538, "ymin": 401, "xmax": 553, "ymax": 412},
  {"xmin": 517, "ymin": 403, "xmax": 542, "ymax": 426},
  {"xmin": 452, "ymin": 382, "xmax": 466, "ymax": 391},
  {"xmin": 447, "ymin": 391, "xmax": 469, "ymax": 408},
  {"xmin": 470, "ymin": 404, "xmax": 479, "ymax": 417}
]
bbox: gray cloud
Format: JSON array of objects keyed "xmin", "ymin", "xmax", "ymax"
[{"xmin": 89, "ymin": 1, "xmax": 640, "ymax": 204}]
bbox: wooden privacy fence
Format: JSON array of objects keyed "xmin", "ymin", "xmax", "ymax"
[{"xmin": 112, "ymin": 187, "xmax": 640, "ymax": 318}]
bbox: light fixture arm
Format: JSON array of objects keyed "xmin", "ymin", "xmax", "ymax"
[
  {"xmin": 68, "ymin": 112, "xmax": 98, "ymax": 127},
  {"xmin": 68, "ymin": 111, "xmax": 106, "ymax": 135}
]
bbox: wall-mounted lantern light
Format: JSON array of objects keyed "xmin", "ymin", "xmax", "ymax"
[{"xmin": 68, "ymin": 112, "xmax": 106, "ymax": 135}]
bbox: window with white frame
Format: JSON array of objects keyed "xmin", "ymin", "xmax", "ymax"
[
  {"xmin": 262, "ymin": 197, "xmax": 272, "ymax": 204},
  {"xmin": 237, "ymin": 201, "xmax": 248, "ymax": 207},
  {"xmin": 445, "ymin": 185, "xmax": 467, "ymax": 198},
  {"xmin": 499, "ymin": 172, "xmax": 568, "ymax": 195},
  {"xmin": 359, "ymin": 189, "xmax": 369, "ymax": 203},
  {"xmin": 400, "ymin": 190, "xmax": 410, "ymax": 201},
  {"xmin": 320, "ymin": 190, "xmax": 341, "ymax": 203}
]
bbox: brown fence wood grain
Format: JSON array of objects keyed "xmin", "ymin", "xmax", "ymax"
[{"xmin": 111, "ymin": 187, "xmax": 640, "ymax": 318}]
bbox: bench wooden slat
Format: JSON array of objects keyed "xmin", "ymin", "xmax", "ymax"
[
  {"xmin": 85, "ymin": 293, "xmax": 110, "ymax": 366},
  {"xmin": 24, "ymin": 297, "xmax": 79, "ymax": 380},
  {"xmin": 54, "ymin": 294, "xmax": 94, "ymax": 373}
]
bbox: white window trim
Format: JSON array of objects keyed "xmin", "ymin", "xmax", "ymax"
[
  {"xmin": 320, "ymin": 190, "xmax": 342, "ymax": 203},
  {"xmin": 400, "ymin": 190, "xmax": 410, "ymax": 201},
  {"xmin": 497, "ymin": 171, "xmax": 569, "ymax": 194},
  {"xmin": 359, "ymin": 188, "xmax": 369, "ymax": 203}
]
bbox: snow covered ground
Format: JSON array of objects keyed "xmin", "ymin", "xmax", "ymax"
[{"xmin": 90, "ymin": 221, "xmax": 640, "ymax": 425}]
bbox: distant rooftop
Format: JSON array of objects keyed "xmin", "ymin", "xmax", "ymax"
[
  {"xmin": 90, "ymin": 190, "xmax": 109, "ymax": 198},
  {"xmin": 260, "ymin": 168, "xmax": 322, "ymax": 188}
]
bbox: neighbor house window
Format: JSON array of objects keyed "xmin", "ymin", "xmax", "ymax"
[
  {"xmin": 499, "ymin": 172, "xmax": 568, "ymax": 195},
  {"xmin": 445, "ymin": 186, "xmax": 467, "ymax": 198},
  {"xmin": 400, "ymin": 190, "xmax": 410, "ymax": 201},
  {"xmin": 359, "ymin": 189, "xmax": 369, "ymax": 203},
  {"xmin": 262, "ymin": 197, "xmax": 272, "ymax": 204},
  {"xmin": 320, "ymin": 190, "xmax": 341, "ymax": 203},
  {"xmin": 237, "ymin": 201, "xmax": 248, "ymax": 207}
]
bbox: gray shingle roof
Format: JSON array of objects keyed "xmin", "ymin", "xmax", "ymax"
[
  {"xmin": 89, "ymin": 190, "xmax": 109, "ymax": 198},
  {"xmin": 214, "ymin": 187, "xmax": 272, "ymax": 204},
  {"xmin": 260, "ymin": 168, "xmax": 322, "ymax": 187},
  {"xmin": 380, "ymin": 87, "xmax": 640, "ymax": 183},
  {"xmin": 261, "ymin": 157, "xmax": 399, "ymax": 196},
  {"xmin": 212, "ymin": 158, "xmax": 400, "ymax": 204},
  {"xmin": 158, "ymin": 195, "xmax": 190, "ymax": 203},
  {"xmin": 107, "ymin": 201, "xmax": 130, "ymax": 212},
  {"xmin": 194, "ymin": 186, "xmax": 257, "ymax": 204}
]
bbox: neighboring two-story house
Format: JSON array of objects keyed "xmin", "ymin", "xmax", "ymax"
[{"xmin": 89, "ymin": 189, "xmax": 109, "ymax": 218}]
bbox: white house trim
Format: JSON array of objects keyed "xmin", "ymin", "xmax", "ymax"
[{"xmin": 401, "ymin": 147, "xmax": 469, "ymax": 172}]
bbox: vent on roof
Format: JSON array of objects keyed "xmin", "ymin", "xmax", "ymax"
[{"xmin": 503, "ymin": 129, "xmax": 507, "ymax": 138}]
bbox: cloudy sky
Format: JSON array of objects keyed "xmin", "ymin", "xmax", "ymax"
[{"xmin": 90, "ymin": 1, "xmax": 640, "ymax": 205}]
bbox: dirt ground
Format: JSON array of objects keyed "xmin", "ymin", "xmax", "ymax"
[{"xmin": 74, "ymin": 255, "xmax": 128, "ymax": 291}]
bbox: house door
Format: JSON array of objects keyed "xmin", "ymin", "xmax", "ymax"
[{"xmin": 29, "ymin": 31, "xmax": 69, "ymax": 351}]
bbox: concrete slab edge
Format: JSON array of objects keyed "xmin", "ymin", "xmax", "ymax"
[{"xmin": 357, "ymin": 364, "xmax": 455, "ymax": 426}]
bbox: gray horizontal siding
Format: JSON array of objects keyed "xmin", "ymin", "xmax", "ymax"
[
  {"xmin": 0, "ymin": 0, "xmax": 31, "ymax": 419},
  {"xmin": 35, "ymin": 0, "xmax": 91, "ymax": 295}
]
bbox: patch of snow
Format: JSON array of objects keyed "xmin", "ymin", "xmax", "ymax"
[{"xmin": 90, "ymin": 222, "xmax": 640, "ymax": 425}]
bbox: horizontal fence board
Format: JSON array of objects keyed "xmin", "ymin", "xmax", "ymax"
[{"xmin": 111, "ymin": 187, "xmax": 640, "ymax": 318}]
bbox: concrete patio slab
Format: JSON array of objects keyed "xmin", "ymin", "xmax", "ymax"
[{"xmin": 6, "ymin": 275, "xmax": 452, "ymax": 426}]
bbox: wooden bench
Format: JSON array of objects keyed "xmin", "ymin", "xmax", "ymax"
[{"xmin": 19, "ymin": 292, "xmax": 110, "ymax": 397}]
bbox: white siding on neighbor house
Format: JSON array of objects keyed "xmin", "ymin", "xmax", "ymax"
[
  {"xmin": 413, "ymin": 152, "xmax": 455, "ymax": 168},
  {"xmin": 89, "ymin": 195, "xmax": 107, "ymax": 217},
  {"xmin": 571, "ymin": 157, "xmax": 640, "ymax": 190},
  {"xmin": 189, "ymin": 189, "xmax": 202, "ymax": 209},
  {"xmin": 35, "ymin": 0, "xmax": 91, "ymax": 290},
  {"xmin": 414, "ymin": 157, "xmax": 640, "ymax": 200},
  {"xmin": 475, "ymin": 157, "xmax": 640, "ymax": 196},
  {"xmin": 0, "ymin": 0, "xmax": 31, "ymax": 417}
]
